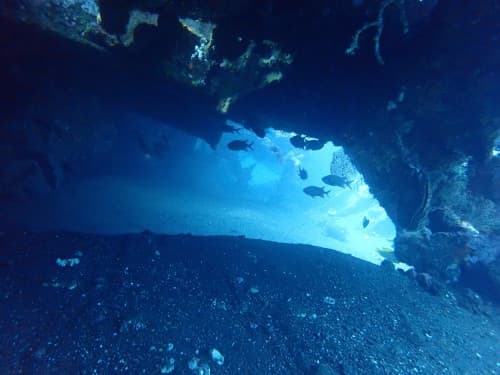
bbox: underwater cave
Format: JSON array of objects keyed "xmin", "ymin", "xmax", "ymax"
[{"xmin": 0, "ymin": 0, "xmax": 499, "ymax": 374}]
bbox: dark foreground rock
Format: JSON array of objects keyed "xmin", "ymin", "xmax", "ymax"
[{"xmin": 0, "ymin": 232, "xmax": 499, "ymax": 374}]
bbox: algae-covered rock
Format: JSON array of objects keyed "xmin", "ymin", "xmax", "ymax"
[
  {"xmin": 0, "ymin": 0, "xmax": 161, "ymax": 49},
  {"xmin": 1, "ymin": 0, "xmax": 118, "ymax": 49}
]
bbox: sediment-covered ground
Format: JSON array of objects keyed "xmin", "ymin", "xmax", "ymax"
[{"xmin": 0, "ymin": 232, "xmax": 498, "ymax": 374}]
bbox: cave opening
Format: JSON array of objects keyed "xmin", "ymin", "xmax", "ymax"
[{"xmin": 3, "ymin": 112, "xmax": 399, "ymax": 266}]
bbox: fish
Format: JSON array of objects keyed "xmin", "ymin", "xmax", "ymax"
[
  {"xmin": 303, "ymin": 186, "xmax": 330, "ymax": 198},
  {"xmin": 321, "ymin": 174, "xmax": 352, "ymax": 189},
  {"xmin": 227, "ymin": 139, "xmax": 253, "ymax": 151},
  {"xmin": 376, "ymin": 247, "xmax": 398, "ymax": 263},
  {"xmin": 298, "ymin": 166, "xmax": 308, "ymax": 180},
  {"xmin": 289, "ymin": 134, "xmax": 326, "ymax": 150},
  {"xmin": 362, "ymin": 216, "xmax": 370, "ymax": 228}
]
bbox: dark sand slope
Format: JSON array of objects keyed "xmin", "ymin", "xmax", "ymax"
[{"xmin": 0, "ymin": 232, "xmax": 498, "ymax": 374}]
